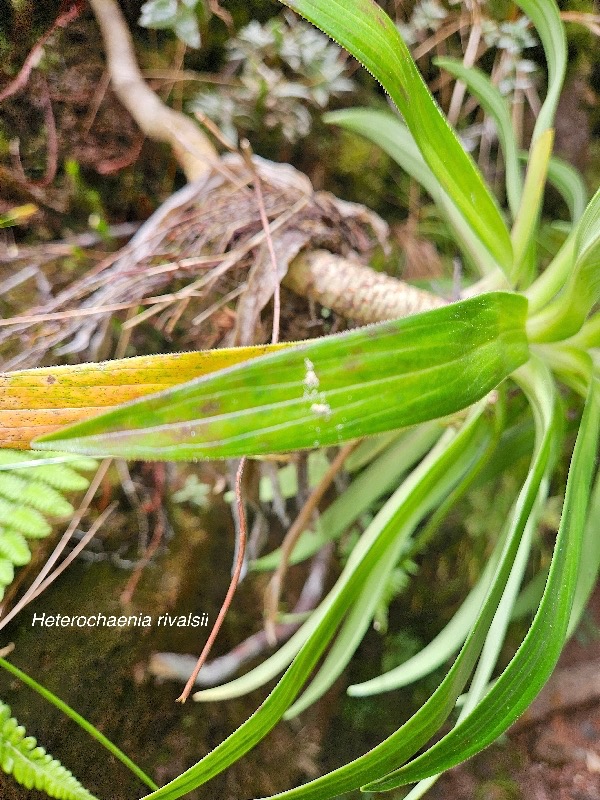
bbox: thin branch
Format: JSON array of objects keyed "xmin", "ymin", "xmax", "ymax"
[
  {"xmin": 240, "ymin": 139, "xmax": 281, "ymax": 345},
  {"xmin": 120, "ymin": 511, "xmax": 166, "ymax": 605},
  {"xmin": 176, "ymin": 457, "xmax": 248, "ymax": 703},
  {"xmin": 263, "ymin": 441, "xmax": 359, "ymax": 643},
  {"xmin": 87, "ymin": 0, "xmax": 217, "ymax": 181}
]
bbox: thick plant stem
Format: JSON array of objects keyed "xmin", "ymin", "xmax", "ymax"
[{"xmin": 284, "ymin": 250, "xmax": 445, "ymax": 320}]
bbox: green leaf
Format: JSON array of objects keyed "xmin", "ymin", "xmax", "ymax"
[
  {"xmin": 515, "ymin": 0, "xmax": 566, "ymax": 143},
  {"xmin": 141, "ymin": 406, "xmax": 490, "ymax": 800},
  {"xmin": 568, "ymin": 465, "xmax": 600, "ymax": 635},
  {"xmin": 511, "ymin": 129, "xmax": 554, "ymax": 282},
  {"xmin": 284, "ymin": 416, "xmax": 494, "ymax": 717},
  {"xmin": 324, "ymin": 108, "xmax": 498, "ymax": 275},
  {"xmin": 254, "ymin": 360, "xmax": 558, "ymax": 800},
  {"xmin": 1, "ymin": 345, "xmax": 289, "ymax": 448},
  {"xmin": 0, "ymin": 530, "xmax": 31, "ymax": 567},
  {"xmin": 433, "ymin": 57, "xmax": 522, "ymax": 220},
  {"xmin": 282, "ymin": 0, "xmax": 512, "ymax": 272},
  {"xmin": 401, "ymin": 491, "xmax": 542, "ymax": 800},
  {"xmin": 35, "ymin": 294, "xmax": 529, "ymax": 461},
  {"xmin": 529, "ymin": 188, "xmax": 600, "ymax": 340},
  {"xmin": 142, "ymin": 361, "xmax": 556, "ymax": 800},
  {"xmin": 139, "ymin": 0, "xmax": 178, "ymax": 29},
  {"xmin": 0, "ymin": 499, "xmax": 50, "ymax": 538},
  {"xmin": 0, "ymin": 697, "xmax": 97, "ymax": 800},
  {"xmin": 545, "ymin": 155, "xmax": 588, "ymax": 222},
  {"xmin": 348, "ymin": 518, "xmax": 507, "ymax": 696},
  {"xmin": 173, "ymin": 7, "xmax": 201, "ymax": 48},
  {"xmin": 0, "ymin": 473, "xmax": 73, "ymax": 517},
  {"xmin": 0, "ymin": 658, "xmax": 158, "ymax": 792},
  {"xmin": 365, "ymin": 373, "xmax": 597, "ymax": 792}
]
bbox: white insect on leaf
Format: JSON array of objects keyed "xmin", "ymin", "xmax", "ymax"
[
  {"xmin": 303, "ymin": 358, "xmax": 320, "ymax": 391},
  {"xmin": 310, "ymin": 402, "xmax": 332, "ymax": 419}
]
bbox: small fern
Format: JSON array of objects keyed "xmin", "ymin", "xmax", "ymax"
[
  {"xmin": 0, "ymin": 450, "xmax": 97, "ymax": 599},
  {"xmin": 0, "ymin": 451, "xmax": 100, "ymax": 798},
  {"xmin": 0, "ymin": 699, "xmax": 98, "ymax": 800}
]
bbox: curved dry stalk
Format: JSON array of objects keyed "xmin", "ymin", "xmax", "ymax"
[{"xmin": 87, "ymin": 0, "xmax": 217, "ymax": 181}]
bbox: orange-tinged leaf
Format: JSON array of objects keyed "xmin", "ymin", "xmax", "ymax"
[{"xmin": 0, "ymin": 344, "xmax": 291, "ymax": 448}]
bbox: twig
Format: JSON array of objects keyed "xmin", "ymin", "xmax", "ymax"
[
  {"xmin": 96, "ymin": 133, "xmax": 145, "ymax": 175},
  {"xmin": 176, "ymin": 457, "xmax": 248, "ymax": 703},
  {"xmin": 208, "ymin": 0, "xmax": 234, "ymax": 29},
  {"xmin": 31, "ymin": 501, "xmax": 118, "ymax": 599},
  {"xmin": 115, "ymin": 460, "xmax": 150, "ymax": 550},
  {"xmin": 83, "ymin": 69, "xmax": 111, "ymax": 135},
  {"xmin": 560, "ymin": 11, "xmax": 600, "ymax": 36},
  {"xmin": 263, "ymin": 441, "xmax": 359, "ymax": 644},
  {"xmin": 11, "ymin": 79, "xmax": 59, "ymax": 188},
  {"xmin": 88, "ymin": 0, "xmax": 217, "ymax": 181},
  {"xmin": 0, "ymin": 265, "xmax": 39, "ymax": 295},
  {"xmin": 190, "ymin": 284, "xmax": 246, "ymax": 327},
  {"xmin": 36, "ymin": 79, "xmax": 59, "ymax": 187},
  {"xmin": 0, "ymin": 223, "xmax": 140, "ymax": 264},
  {"xmin": 120, "ymin": 511, "xmax": 166, "ymax": 605},
  {"xmin": 240, "ymin": 139, "xmax": 281, "ymax": 345},
  {"xmin": 447, "ymin": 5, "xmax": 482, "ymax": 127}
]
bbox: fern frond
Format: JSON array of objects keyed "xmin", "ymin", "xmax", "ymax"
[
  {"xmin": 0, "ymin": 450, "xmax": 97, "ymax": 599},
  {"xmin": 0, "ymin": 700, "xmax": 98, "ymax": 800},
  {"xmin": 0, "ymin": 530, "xmax": 30, "ymax": 566},
  {"xmin": 0, "ymin": 450, "xmax": 93, "ymax": 491},
  {"xmin": 0, "ymin": 497, "xmax": 51, "ymax": 538},
  {"xmin": 0, "ymin": 473, "xmax": 75, "ymax": 516}
]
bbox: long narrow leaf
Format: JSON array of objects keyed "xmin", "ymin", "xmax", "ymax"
[
  {"xmin": 434, "ymin": 57, "xmax": 522, "ymax": 219},
  {"xmin": 511, "ymin": 129, "xmax": 554, "ymax": 281},
  {"xmin": 348, "ymin": 521, "xmax": 507, "ymax": 696},
  {"xmin": 140, "ymin": 408, "xmax": 490, "ymax": 799},
  {"xmin": 545, "ymin": 155, "xmax": 588, "ymax": 222},
  {"xmin": 324, "ymin": 108, "xmax": 498, "ymax": 275},
  {"xmin": 285, "ymin": 418, "xmax": 493, "ymax": 717},
  {"xmin": 35, "ymin": 294, "xmax": 528, "ymax": 461},
  {"xmin": 529, "ymin": 188, "xmax": 600, "ymax": 340},
  {"xmin": 0, "ymin": 658, "xmax": 157, "ymax": 792},
  {"xmin": 366, "ymin": 376, "xmax": 598, "ymax": 791},
  {"xmin": 516, "ymin": 0, "xmax": 566, "ymax": 143},
  {"xmin": 0, "ymin": 345, "xmax": 290, "ymax": 448},
  {"xmin": 249, "ymin": 360, "xmax": 558, "ymax": 800},
  {"xmin": 403, "ymin": 494, "xmax": 542, "ymax": 800},
  {"xmin": 281, "ymin": 0, "xmax": 512, "ymax": 272},
  {"xmin": 567, "ymin": 457, "xmax": 600, "ymax": 636}
]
